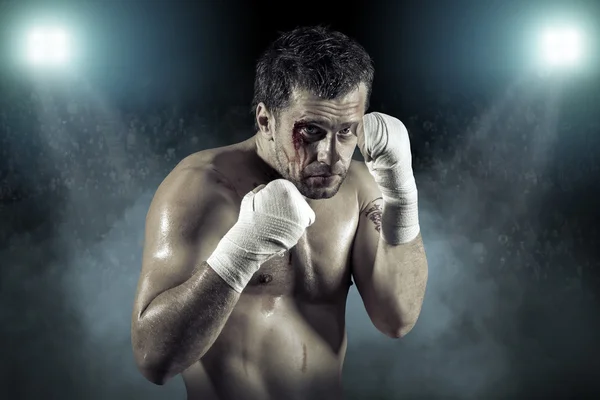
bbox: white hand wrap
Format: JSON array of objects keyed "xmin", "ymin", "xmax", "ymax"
[
  {"xmin": 363, "ymin": 112, "xmax": 420, "ymax": 244},
  {"xmin": 207, "ymin": 179, "xmax": 315, "ymax": 292}
]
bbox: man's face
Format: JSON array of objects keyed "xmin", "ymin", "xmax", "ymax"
[{"xmin": 267, "ymin": 85, "xmax": 367, "ymax": 199}]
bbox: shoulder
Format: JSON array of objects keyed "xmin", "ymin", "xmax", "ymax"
[
  {"xmin": 164, "ymin": 151, "xmax": 235, "ymax": 194},
  {"xmin": 346, "ymin": 159, "xmax": 382, "ymax": 212},
  {"xmin": 165, "ymin": 139, "xmax": 256, "ymax": 197},
  {"xmin": 347, "ymin": 159, "xmax": 371, "ymax": 182},
  {"xmin": 147, "ymin": 151, "xmax": 240, "ymax": 226}
]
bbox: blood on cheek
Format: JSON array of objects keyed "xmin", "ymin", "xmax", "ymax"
[
  {"xmin": 291, "ymin": 125, "xmax": 305, "ymax": 151},
  {"xmin": 290, "ymin": 125, "xmax": 308, "ymax": 176}
]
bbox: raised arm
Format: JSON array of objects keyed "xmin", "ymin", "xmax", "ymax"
[
  {"xmin": 131, "ymin": 167, "xmax": 315, "ymax": 386},
  {"xmin": 131, "ymin": 164, "xmax": 241, "ymax": 385}
]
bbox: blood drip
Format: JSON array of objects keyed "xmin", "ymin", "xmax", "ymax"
[
  {"xmin": 292, "ymin": 125, "xmax": 304, "ymax": 151},
  {"xmin": 291, "ymin": 122, "xmax": 308, "ymax": 174}
]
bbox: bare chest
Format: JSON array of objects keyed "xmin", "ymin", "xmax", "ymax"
[{"xmin": 244, "ymin": 199, "xmax": 359, "ymax": 301}]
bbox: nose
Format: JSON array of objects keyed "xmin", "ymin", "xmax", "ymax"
[{"xmin": 316, "ymin": 133, "xmax": 341, "ymax": 167}]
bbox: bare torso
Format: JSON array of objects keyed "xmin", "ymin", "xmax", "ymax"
[{"xmin": 180, "ymin": 138, "xmax": 361, "ymax": 400}]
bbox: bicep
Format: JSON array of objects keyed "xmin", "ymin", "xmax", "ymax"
[
  {"xmin": 349, "ymin": 161, "xmax": 384, "ymax": 287},
  {"xmin": 351, "ymin": 197, "xmax": 383, "ymax": 289},
  {"xmin": 133, "ymin": 167, "xmax": 239, "ymax": 318}
]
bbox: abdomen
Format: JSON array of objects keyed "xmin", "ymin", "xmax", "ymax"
[{"xmin": 182, "ymin": 293, "xmax": 348, "ymax": 400}]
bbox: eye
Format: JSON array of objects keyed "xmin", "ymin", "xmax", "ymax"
[
  {"xmin": 338, "ymin": 127, "xmax": 353, "ymax": 136},
  {"xmin": 302, "ymin": 125, "xmax": 321, "ymax": 135}
]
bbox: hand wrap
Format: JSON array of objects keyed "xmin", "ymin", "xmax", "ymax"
[
  {"xmin": 363, "ymin": 112, "xmax": 420, "ymax": 244},
  {"xmin": 207, "ymin": 180, "xmax": 315, "ymax": 292}
]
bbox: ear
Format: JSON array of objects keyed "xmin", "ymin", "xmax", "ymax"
[{"xmin": 255, "ymin": 103, "xmax": 275, "ymax": 139}]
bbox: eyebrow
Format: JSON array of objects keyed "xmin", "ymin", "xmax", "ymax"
[{"xmin": 295, "ymin": 118, "xmax": 358, "ymax": 129}]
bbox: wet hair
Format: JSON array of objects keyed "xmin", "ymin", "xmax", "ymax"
[{"xmin": 252, "ymin": 25, "xmax": 375, "ymax": 129}]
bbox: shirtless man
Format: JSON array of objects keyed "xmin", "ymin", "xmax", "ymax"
[{"xmin": 131, "ymin": 26, "xmax": 428, "ymax": 400}]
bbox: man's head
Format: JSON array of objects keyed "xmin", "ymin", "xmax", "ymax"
[{"xmin": 252, "ymin": 26, "xmax": 374, "ymax": 199}]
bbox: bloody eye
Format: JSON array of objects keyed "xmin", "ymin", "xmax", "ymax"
[{"xmin": 302, "ymin": 126, "xmax": 320, "ymax": 135}]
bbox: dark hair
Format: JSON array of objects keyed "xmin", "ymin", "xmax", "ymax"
[{"xmin": 252, "ymin": 25, "xmax": 374, "ymax": 128}]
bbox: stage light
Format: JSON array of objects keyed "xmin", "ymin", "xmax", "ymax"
[
  {"xmin": 540, "ymin": 27, "xmax": 583, "ymax": 68},
  {"xmin": 26, "ymin": 27, "xmax": 70, "ymax": 66}
]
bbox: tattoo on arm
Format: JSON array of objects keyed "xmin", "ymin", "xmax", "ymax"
[{"xmin": 363, "ymin": 198, "xmax": 383, "ymax": 233}]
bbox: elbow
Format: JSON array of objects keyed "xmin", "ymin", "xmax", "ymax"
[
  {"xmin": 132, "ymin": 334, "xmax": 174, "ymax": 385},
  {"xmin": 137, "ymin": 364, "xmax": 171, "ymax": 386},
  {"xmin": 372, "ymin": 313, "xmax": 420, "ymax": 339},
  {"xmin": 132, "ymin": 332, "xmax": 206, "ymax": 386},
  {"xmin": 384, "ymin": 320, "xmax": 417, "ymax": 339},
  {"xmin": 134, "ymin": 348, "xmax": 179, "ymax": 386},
  {"xmin": 373, "ymin": 292, "xmax": 426, "ymax": 339},
  {"xmin": 133, "ymin": 347, "xmax": 172, "ymax": 385}
]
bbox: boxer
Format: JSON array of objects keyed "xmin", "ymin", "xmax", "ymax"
[{"xmin": 131, "ymin": 25, "xmax": 428, "ymax": 400}]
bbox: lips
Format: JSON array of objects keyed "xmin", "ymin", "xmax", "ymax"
[{"xmin": 306, "ymin": 175, "xmax": 337, "ymax": 184}]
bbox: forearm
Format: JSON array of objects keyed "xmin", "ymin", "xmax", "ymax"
[
  {"xmin": 369, "ymin": 233, "xmax": 428, "ymax": 337},
  {"xmin": 132, "ymin": 262, "xmax": 240, "ymax": 384},
  {"xmin": 359, "ymin": 112, "xmax": 428, "ymax": 337}
]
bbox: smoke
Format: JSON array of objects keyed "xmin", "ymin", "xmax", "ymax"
[
  {"xmin": 0, "ymin": 78, "xmax": 187, "ymax": 398},
  {"xmin": 343, "ymin": 76, "xmax": 600, "ymax": 399},
  {"xmin": 1, "ymin": 73, "xmax": 598, "ymax": 400},
  {"xmin": 59, "ymin": 190, "xmax": 186, "ymax": 399},
  {"xmin": 344, "ymin": 194, "xmax": 511, "ymax": 400}
]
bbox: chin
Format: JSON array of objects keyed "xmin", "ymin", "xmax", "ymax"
[
  {"xmin": 308, "ymin": 190, "xmax": 339, "ymax": 200},
  {"xmin": 296, "ymin": 178, "xmax": 344, "ymax": 200}
]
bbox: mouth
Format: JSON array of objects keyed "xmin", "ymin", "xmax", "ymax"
[{"xmin": 306, "ymin": 175, "xmax": 338, "ymax": 185}]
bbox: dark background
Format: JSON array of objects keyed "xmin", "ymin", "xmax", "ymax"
[{"xmin": 0, "ymin": 0, "xmax": 599, "ymax": 399}]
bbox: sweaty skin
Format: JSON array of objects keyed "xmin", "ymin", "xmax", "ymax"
[{"xmin": 131, "ymin": 86, "xmax": 426, "ymax": 400}]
